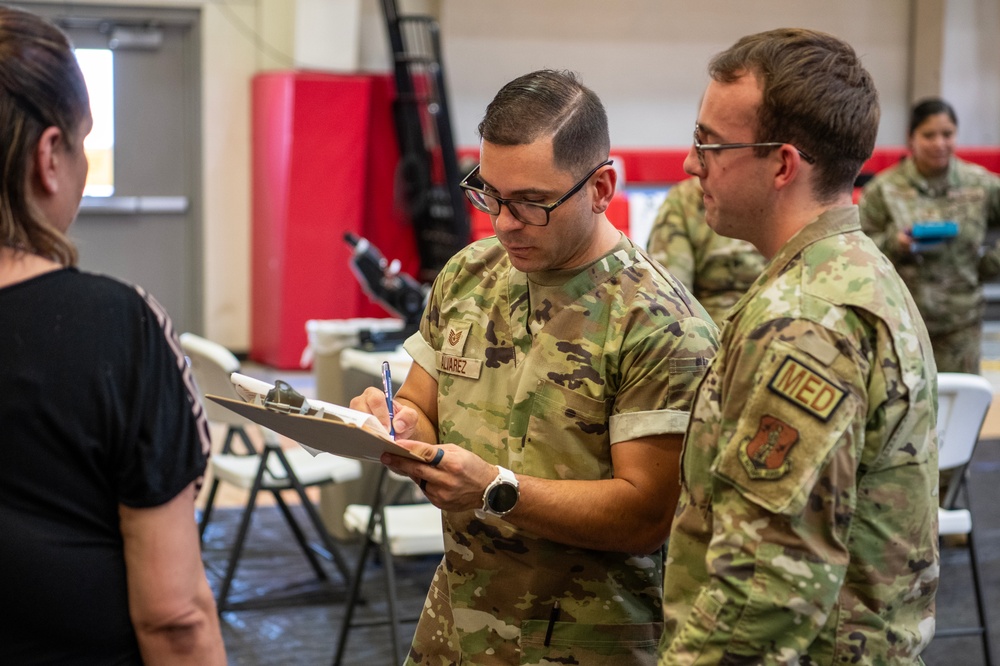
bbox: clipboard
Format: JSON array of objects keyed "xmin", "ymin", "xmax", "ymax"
[{"xmin": 206, "ymin": 374, "xmax": 421, "ymax": 463}]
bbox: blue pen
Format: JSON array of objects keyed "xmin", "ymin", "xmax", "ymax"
[{"xmin": 381, "ymin": 361, "xmax": 396, "ymax": 439}]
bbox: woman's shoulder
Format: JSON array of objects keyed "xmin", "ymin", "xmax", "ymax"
[
  {"xmin": 65, "ymin": 268, "xmax": 148, "ymax": 300},
  {"xmin": 47, "ymin": 270, "xmax": 166, "ymax": 327},
  {"xmin": 952, "ymin": 156, "xmax": 1000, "ymax": 185}
]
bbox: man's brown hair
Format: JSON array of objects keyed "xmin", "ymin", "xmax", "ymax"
[{"xmin": 710, "ymin": 28, "xmax": 880, "ymax": 202}]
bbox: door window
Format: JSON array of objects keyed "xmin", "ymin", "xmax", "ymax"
[{"xmin": 75, "ymin": 48, "xmax": 114, "ymax": 197}]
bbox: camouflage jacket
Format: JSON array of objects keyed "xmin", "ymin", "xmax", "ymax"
[
  {"xmin": 659, "ymin": 208, "xmax": 939, "ymax": 665},
  {"xmin": 859, "ymin": 157, "xmax": 1000, "ymax": 335},
  {"xmin": 647, "ymin": 178, "xmax": 766, "ymax": 326},
  {"xmin": 403, "ymin": 234, "xmax": 718, "ymax": 665}
]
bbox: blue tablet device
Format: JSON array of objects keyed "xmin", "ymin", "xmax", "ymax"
[{"xmin": 911, "ymin": 220, "xmax": 958, "ymax": 240}]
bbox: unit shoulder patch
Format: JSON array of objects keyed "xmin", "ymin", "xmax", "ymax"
[{"xmin": 738, "ymin": 414, "xmax": 800, "ymax": 480}]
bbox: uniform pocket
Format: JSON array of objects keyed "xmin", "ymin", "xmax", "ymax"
[
  {"xmin": 520, "ymin": 620, "xmax": 662, "ymax": 666},
  {"xmin": 660, "ymin": 587, "xmax": 728, "ymax": 663},
  {"xmin": 522, "ymin": 382, "xmax": 610, "ymax": 480}
]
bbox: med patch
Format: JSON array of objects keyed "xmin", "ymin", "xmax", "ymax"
[{"xmin": 768, "ymin": 355, "xmax": 846, "ymax": 421}]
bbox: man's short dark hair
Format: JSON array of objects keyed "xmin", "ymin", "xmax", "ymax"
[{"xmin": 478, "ymin": 69, "xmax": 610, "ymax": 177}]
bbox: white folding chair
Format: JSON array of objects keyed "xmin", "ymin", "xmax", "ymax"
[
  {"xmin": 934, "ymin": 372, "xmax": 995, "ymax": 665},
  {"xmin": 180, "ymin": 331, "xmax": 260, "ymax": 456},
  {"xmin": 180, "ymin": 332, "xmax": 363, "ymax": 610},
  {"xmin": 332, "ymin": 467, "xmax": 444, "ymax": 665}
]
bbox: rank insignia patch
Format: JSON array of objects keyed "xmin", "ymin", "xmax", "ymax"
[
  {"xmin": 768, "ymin": 356, "xmax": 846, "ymax": 421},
  {"xmin": 739, "ymin": 415, "xmax": 800, "ymax": 480},
  {"xmin": 442, "ymin": 324, "xmax": 471, "ymax": 355}
]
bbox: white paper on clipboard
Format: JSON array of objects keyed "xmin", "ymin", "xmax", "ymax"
[{"xmin": 207, "ymin": 373, "xmax": 421, "ymax": 463}]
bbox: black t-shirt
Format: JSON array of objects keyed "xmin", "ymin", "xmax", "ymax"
[{"xmin": 0, "ymin": 268, "xmax": 210, "ymax": 664}]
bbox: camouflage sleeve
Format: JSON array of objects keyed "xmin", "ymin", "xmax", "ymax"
[
  {"xmin": 406, "ymin": 256, "xmax": 451, "ymax": 379},
  {"xmin": 858, "ymin": 179, "xmax": 901, "ymax": 256},
  {"xmin": 646, "ymin": 184, "xmax": 696, "ymax": 291},
  {"xmin": 977, "ymin": 175, "xmax": 1000, "ymax": 280},
  {"xmin": 402, "ymin": 331, "xmax": 437, "ymax": 381},
  {"xmin": 662, "ymin": 320, "xmax": 866, "ymax": 662},
  {"xmin": 610, "ymin": 316, "xmax": 718, "ymax": 442}
]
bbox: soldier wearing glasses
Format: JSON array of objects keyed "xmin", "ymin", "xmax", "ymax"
[
  {"xmin": 351, "ymin": 69, "xmax": 718, "ymax": 665},
  {"xmin": 657, "ymin": 30, "xmax": 938, "ymax": 664}
]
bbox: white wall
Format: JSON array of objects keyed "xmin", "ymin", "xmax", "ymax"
[
  {"xmin": 435, "ymin": 0, "xmax": 912, "ymax": 149},
  {"xmin": 940, "ymin": 0, "xmax": 1000, "ymax": 144}
]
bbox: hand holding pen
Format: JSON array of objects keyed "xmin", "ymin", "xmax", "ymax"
[{"xmin": 381, "ymin": 361, "xmax": 396, "ymax": 439}]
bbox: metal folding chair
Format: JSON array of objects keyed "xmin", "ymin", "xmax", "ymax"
[
  {"xmin": 332, "ymin": 466, "xmax": 444, "ymax": 665},
  {"xmin": 180, "ymin": 333, "xmax": 363, "ymax": 610}
]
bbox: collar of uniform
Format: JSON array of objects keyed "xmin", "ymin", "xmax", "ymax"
[
  {"xmin": 726, "ymin": 206, "xmax": 860, "ymax": 320},
  {"xmin": 902, "ymin": 155, "xmax": 958, "ymax": 195},
  {"xmin": 512, "ymin": 232, "xmax": 632, "ymax": 300}
]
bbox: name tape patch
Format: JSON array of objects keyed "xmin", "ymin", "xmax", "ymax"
[
  {"xmin": 436, "ymin": 352, "xmax": 483, "ymax": 379},
  {"xmin": 768, "ymin": 356, "xmax": 846, "ymax": 421}
]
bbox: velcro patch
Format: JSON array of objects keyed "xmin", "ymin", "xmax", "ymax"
[
  {"xmin": 442, "ymin": 324, "xmax": 471, "ymax": 355},
  {"xmin": 768, "ymin": 356, "xmax": 846, "ymax": 421},
  {"xmin": 435, "ymin": 352, "xmax": 482, "ymax": 379},
  {"xmin": 738, "ymin": 415, "xmax": 800, "ymax": 480}
]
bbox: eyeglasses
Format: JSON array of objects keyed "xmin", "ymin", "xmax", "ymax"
[
  {"xmin": 692, "ymin": 125, "xmax": 815, "ymax": 167},
  {"xmin": 460, "ymin": 159, "xmax": 613, "ymax": 227}
]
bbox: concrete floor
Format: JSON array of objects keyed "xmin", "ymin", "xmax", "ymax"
[{"xmin": 202, "ymin": 501, "xmax": 436, "ymax": 666}]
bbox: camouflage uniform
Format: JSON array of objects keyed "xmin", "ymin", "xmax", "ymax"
[
  {"xmin": 860, "ymin": 157, "xmax": 1000, "ymax": 373},
  {"xmin": 659, "ymin": 208, "xmax": 939, "ymax": 665},
  {"xmin": 647, "ymin": 178, "xmax": 766, "ymax": 326},
  {"xmin": 402, "ymin": 234, "xmax": 718, "ymax": 665}
]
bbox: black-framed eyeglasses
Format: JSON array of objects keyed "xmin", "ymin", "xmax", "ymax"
[
  {"xmin": 693, "ymin": 125, "xmax": 815, "ymax": 167},
  {"xmin": 459, "ymin": 159, "xmax": 613, "ymax": 227}
]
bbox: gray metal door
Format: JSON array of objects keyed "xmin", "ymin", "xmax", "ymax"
[{"xmin": 16, "ymin": 2, "xmax": 203, "ymax": 334}]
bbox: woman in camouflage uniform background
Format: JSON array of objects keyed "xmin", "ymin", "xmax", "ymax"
[{"xmin": 860, "ymin": 98, "xmax": 1000, "ymax": 373}]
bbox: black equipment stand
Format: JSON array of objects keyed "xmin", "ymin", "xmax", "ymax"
[{"xmin": 381, "ymin": 0, "xmax": 469, "ymax": 282}]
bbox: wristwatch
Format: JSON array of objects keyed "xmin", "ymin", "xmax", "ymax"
[{"xmin": 480, "ymin": 466, "xmax": 519, "ymax": 517}]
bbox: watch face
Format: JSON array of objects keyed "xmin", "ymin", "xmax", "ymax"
[{"xmin": 487, "ymin": 483, "xmax": 518, "ymax": 513}]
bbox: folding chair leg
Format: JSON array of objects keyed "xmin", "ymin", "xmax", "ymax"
[
  {"xmin": 333, "ymin": 517, "xmax": 380, "ymax": 666},
  {"xmin": 222, "ymin": 424, "xmax": 256, "ymax": 455},
  {"xmin": 201, "ymin": 424, "xmax": 256, "ymax": 542},
  {"xmin": 379, "ymin": 522, "xmax": 402, "ymax": 664},
  {"xmin": 967, "ymin": 531, "xmax": 995, "ymax": 666},
  {"xmin": 215, "ymin": 460, "xmax": 267, "ymax": 610},
  {"xmin": 298, "ymin": 491, "xmax": 354, "ymax": 581},
  {"xmin": 333, "ymin": 467, "xmax": 391, "ymax": 666},
  {"xmin": 271, "ymin": 447, "xmax": 353, "ymax": 582},
  {"xmin": 272, "ymin": 490, "xmax": 329, "ymax": 582}
]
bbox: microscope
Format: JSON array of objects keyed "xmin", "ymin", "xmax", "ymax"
[{"xmin": 344, "ymin": 232, "xmax": 426, "ymax": 351}]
